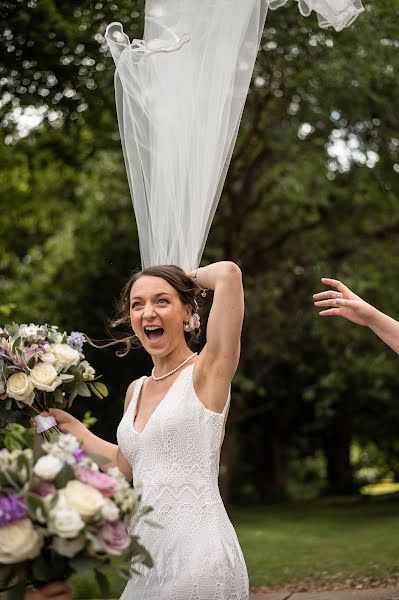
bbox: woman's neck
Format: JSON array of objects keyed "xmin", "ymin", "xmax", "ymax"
[{"xmin": 151, "ymin": 346, "xmax": 196, "ymax": 378}]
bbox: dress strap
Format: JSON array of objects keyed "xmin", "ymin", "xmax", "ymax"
[{"xmin": 222, "ymin": 387, "xmax": 231, "ymax": 417}]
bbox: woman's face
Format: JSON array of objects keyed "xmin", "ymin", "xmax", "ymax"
[{"xmin": 129, "ymin": 275, "xmax": 191, "ymax": 356}]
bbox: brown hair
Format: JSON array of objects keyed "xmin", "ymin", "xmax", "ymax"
[{"xmin": 102, "ymin": 265, "xmax": 201, "ymax": 356}]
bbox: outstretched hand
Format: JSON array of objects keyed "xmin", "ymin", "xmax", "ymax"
[{"xmin": 313, "ymin": 278, "xmax": 376, "ymax": 328}]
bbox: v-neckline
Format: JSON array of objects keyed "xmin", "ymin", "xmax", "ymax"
[{"xmin": 132, "ymin": 363, "xmax": 194, "ymax": 435}]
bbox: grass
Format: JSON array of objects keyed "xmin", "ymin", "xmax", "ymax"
[
  {"xmin": 71, "ymin": 498, "xmax": 399, "ymax": 597},
  {"xmin": 233, "ymin": 498, "xmax": 399, "ymax": 589}
]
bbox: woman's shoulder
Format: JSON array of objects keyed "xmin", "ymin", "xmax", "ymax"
[{"xmin": 123, "ymin": 377, "xmax": 144, "ymax": 412}]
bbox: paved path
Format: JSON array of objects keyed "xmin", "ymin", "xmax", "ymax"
[{"xmin": 249, "ymin": 588, "xmax": 399, "ymax": 600}]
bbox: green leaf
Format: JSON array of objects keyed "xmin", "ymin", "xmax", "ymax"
[
  {"xmin": 94, "ymin": 569, "xmax": 110, "ymax": 598},
  {"xmin": 26, "ymin": 493, "xmax": 47, "ymax": 523},
  {"xmin": 53, "ymin": 387, "xmax": 64, "ymax": 404},
  {"xmin": 31, "ymin": 555, "xmax": 51, "ymax": 582},
  {"xmin": 27, "ymin": 356, "xmax": 36, "ymax": 369},
  {"xmin": 143, "ymin": 518, "xmax": 162, "ymax": 529},
  {"xmin": 53, "ymin": 463, "xmax": 75, "ymax": 488},
  {"xmin": 92, "ymin": 382, "xmax": 108, "ymax": 398},
  {"xmin": 11, "ymin": 337, "xmax": 21, "ymax": 352},
  {"xmin": 59, "ymin": 374, "xmax": 75, "ymax": 381},
  {"xmin": 69, "ymin": 556, "xmax": 100, "ymax": 574},
  {"xmin": 76, "ymin": 383, "xmax": 91, "ymax": 398},
  {"xmin": 89, "ymin": 384, "xmax": 104, "ymax": 400}
]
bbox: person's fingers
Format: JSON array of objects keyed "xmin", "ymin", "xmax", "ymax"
[
  {"xmin": 320, "ymin": 277, "xmax": 351, "ymax": 295},
  {"xmin": 47, "ymin": 407, "xmax": 66, "ymax": 421},
  {"xmin": 315, "ymin": 298, "xmax": 358, "ymax": 308},
  {"xmin": 40, "ymin": 581, "xmax": 71, "ymax": 597},
  {"xmin": 318, "ymin": 308, "xmax": 342, "ymax": 316},
  {"xmin": 313, "ymin": 290, "xmax": 343, "ymax": 300}
]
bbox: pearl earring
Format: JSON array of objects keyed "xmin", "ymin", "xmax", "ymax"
[{"xmin": 184, "ymin": 322, "xmax": 190, "ymax": 331}]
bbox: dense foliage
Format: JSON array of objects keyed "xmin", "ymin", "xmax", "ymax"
[{"xmin": 1, "ymin": 0, "xmax": 399, "ymax": 501}]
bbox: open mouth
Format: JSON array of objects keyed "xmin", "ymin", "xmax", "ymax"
[{"xmin": 144, "ymin": 327, "xmax": 164, "ymax": 342}]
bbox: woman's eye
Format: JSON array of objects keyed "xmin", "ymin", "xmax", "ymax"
[
  {"xmin": 131, "ymin": 302, "xmax": 141, "ymax": 309},
  {"xmin": 158, "ymin": 298, "xmax": 169, "ymax": 304}
]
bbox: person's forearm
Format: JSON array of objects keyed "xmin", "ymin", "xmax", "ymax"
[
  {"xmin": 189, "ymin": 261, "xmax": 241, "ymax": 291},
  {"xmin": 368, "ymin": 307, "xmax": 399, "ymax": 355},
  {"xmin": 78, "ymin": 428, "xmax": 119, "ymax": 469}
]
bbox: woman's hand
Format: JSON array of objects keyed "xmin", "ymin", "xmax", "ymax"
[
  {"xmin": 313, "ymin": 277, "xmax": 376, "ymax": 327},
  {"xmin": 25, "ymin": 581, "xmax": 72, "ymax": 600},
  {"xmin": 31, "ymin": 408, "xmax": 87, "ymax": 440}
]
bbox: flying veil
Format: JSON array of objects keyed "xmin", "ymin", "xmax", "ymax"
[{"xmin": 105, "ymin": 0, "xmax": 364, "ymax": 270}]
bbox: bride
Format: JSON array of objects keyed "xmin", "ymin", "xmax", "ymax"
[{"xmin": 49, "ymin": 261, "xmax": 248, "ymax": 599}]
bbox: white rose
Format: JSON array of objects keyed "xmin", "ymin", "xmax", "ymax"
[
  {"xmin": 49, "ymin": 494, "xmax": 85, "ymax": 538},
  {"xmin": 0, "ymin": 518, "xmax": 43, "ymax": 564},
  {"xmin": 6, "ymin": 372, "xmax": 35, "ymax": 405},
  {"xmin": 101, "ymin": 498, "xmax": 120, "ymax": 522},
  {"xmin": 51, "ymin": 343, "xmax": 80, "ymax": 370},
  {"xmin": 30, "ymin": 362, "xmax": 62, "ymax": 392},
  {"xmin": 33, "ymin": 454, "xmax": 63, "ymax": 481},
  {"xmin": 63, "ymin": 480, "xmax": 104, "ymax": 520},
  {"xmin": 52, "ymin": 534, "xmax": 85, "ymax": 557},
  {"xmin": 41, "ymin": 352, "xmax": 57, "ymax": 364}
]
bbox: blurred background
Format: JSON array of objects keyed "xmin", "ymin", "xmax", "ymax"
[{"xmin": 1, "ymin": 0, "xmax": 399, "ymax": 592}]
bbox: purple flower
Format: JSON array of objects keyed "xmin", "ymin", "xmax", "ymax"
[
  {"xmin": 98, "ymin": 521, "xmax": 130, "ymax": 555},
  {"xmin": 67, "ymin": 332, "xmax": 86, "ymax": 352},
  {"xmin": 77, "ymin": 467, "xmax": 117, "ymax": 497},
  {"xmin": 31, "ymin": 482, "xmax": 56, "ymax": 498},
  {"xmin": 73, "ymin": 448, "xmax": 85, "ymax": 463},
  {"xmin": 0, "ymin": 494, "xmax": 27, "ymax": 526}
]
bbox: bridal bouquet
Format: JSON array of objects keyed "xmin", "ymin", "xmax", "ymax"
[
  {"xmin": 0, "ymin": 434, "xmax": 153, "ymax": 599},
  {"xmin": 0, "ymin": 323, "xmax": 108, "ymax": 438}
]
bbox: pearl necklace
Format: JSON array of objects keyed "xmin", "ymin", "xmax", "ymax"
[{"xmin": 151, "ymin": 352, "xmax": 197, "ymax": 381}]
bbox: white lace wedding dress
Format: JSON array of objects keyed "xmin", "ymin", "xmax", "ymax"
[{"xmin": 117, "ymin": 363, "xmax": 249, "ymax": 600}]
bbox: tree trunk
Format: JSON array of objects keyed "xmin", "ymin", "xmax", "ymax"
[
  {"xmin": 323, "ymin": 400, "xmax": 354, "ymax": 494},
  {"xmin": 250, "ymin": 406, "xmax": 289, "ymax": 501}
]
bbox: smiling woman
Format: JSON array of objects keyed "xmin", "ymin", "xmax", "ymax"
[
  {"xmin": 48, "ymin": 260, "xmax": 248, "ymax": 600},
  {"xmin": 111, "ymin": 265, "xmax": 201, "ymax": 354}
]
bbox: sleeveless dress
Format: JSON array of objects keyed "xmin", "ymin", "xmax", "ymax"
[{"xmin": 117, "ymin": 363, "xmax": 249, "ymax": 600}]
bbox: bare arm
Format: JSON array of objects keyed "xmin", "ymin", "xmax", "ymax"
[
  {"xmin": 188, "ymin": 262, "xmax": 244, "ymax": 414},
  {"xmin": 313, "ymin": 277, "xmax": 399, "ymax": 355},
  {"xmin": 48, "ymin": 381, "xmax": 136, "ymax": 481}
]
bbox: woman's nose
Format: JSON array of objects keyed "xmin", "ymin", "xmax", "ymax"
[{"xmin": 143, "ymin": 303, "xmax": 156, "ymax": 319}]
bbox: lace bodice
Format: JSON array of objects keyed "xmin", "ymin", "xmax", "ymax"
[{"xmin": 117, "ymin": 364, "xmax": 249, "ymax": 600}]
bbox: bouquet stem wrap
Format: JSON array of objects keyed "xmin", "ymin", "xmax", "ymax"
[
  {"xmin": 105, "ymin": 0, "xmax": 363, "ymax": 270},
  {"xmin": 33, "ymin": 415, "xmax": 57, "ymax": 434}
]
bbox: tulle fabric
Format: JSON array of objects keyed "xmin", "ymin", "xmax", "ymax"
[{"xmin": 105, "ymin": 0, "xmax": 364, "ymax": 270}]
